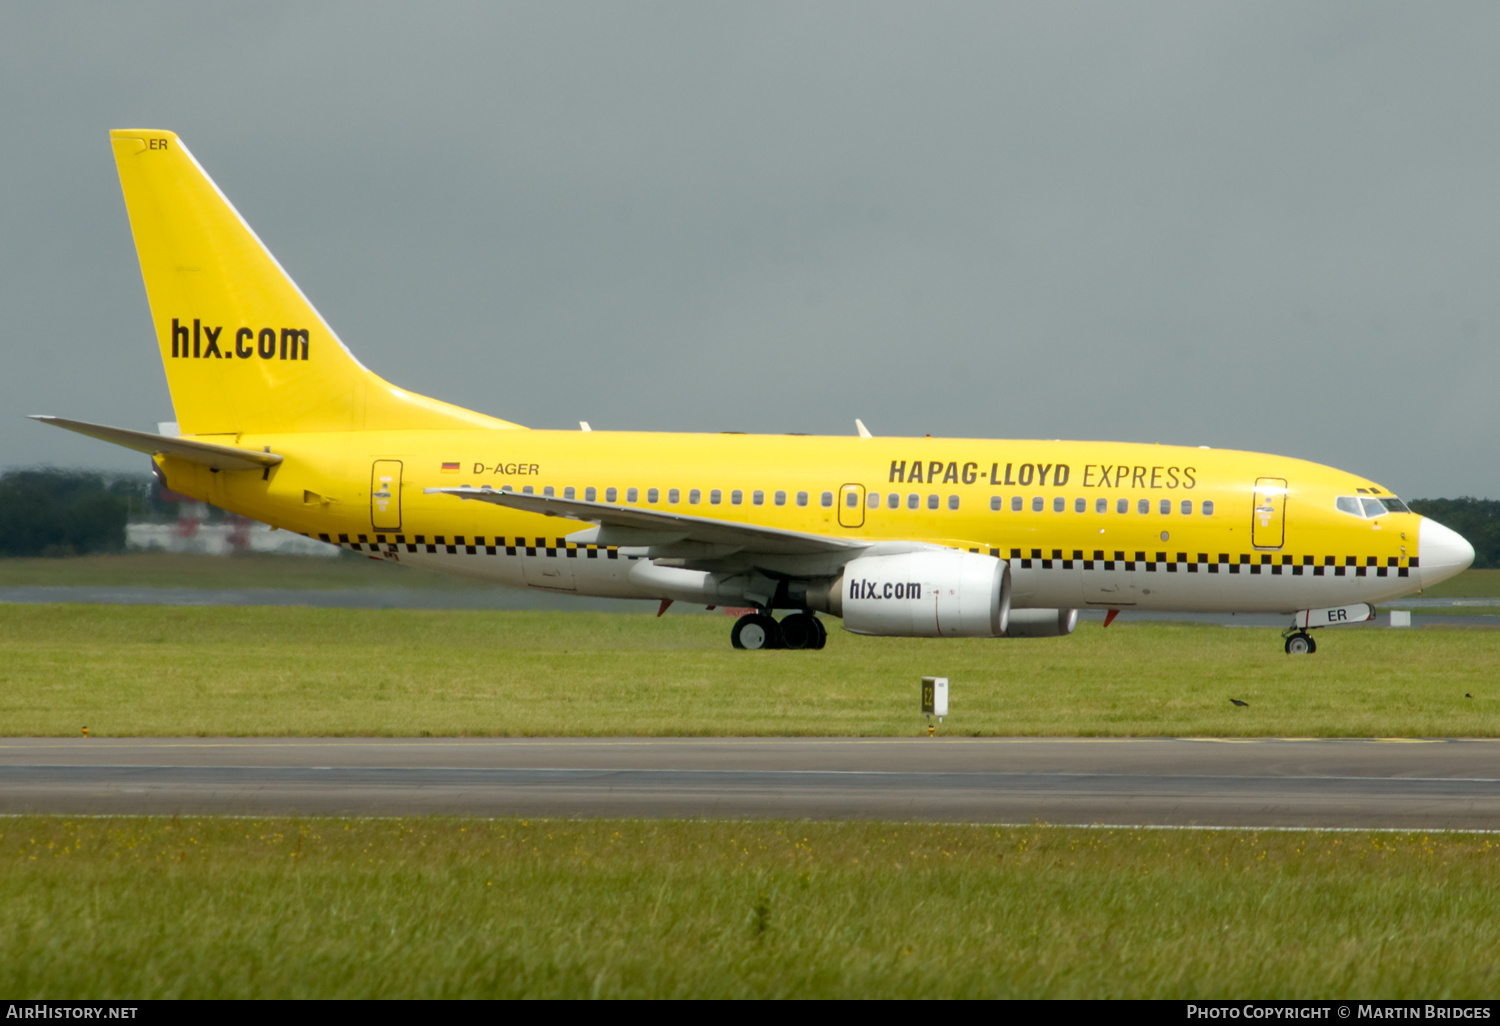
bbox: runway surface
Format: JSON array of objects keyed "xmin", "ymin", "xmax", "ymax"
[{"xmin": 2, "ymin": 737, "xmax": 1498, "ymax": 829}]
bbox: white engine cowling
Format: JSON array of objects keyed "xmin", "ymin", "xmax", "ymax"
[
  {"xmin": 1003, "ymin": 608, "xmax": 1079, "ymax": 638},
  {"xmin": 839, "ymin": 551, "xmax": 1010, "ymax": 637}
]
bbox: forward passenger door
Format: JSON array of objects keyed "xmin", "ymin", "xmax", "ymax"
[{"xmin": 1252, "ymin": 477, "xmax": 1287, "ymax": 549}]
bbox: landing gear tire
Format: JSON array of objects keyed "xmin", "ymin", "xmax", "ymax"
[
  {"xmin": 1284, "ymin": 631, "xmax": 1316, "ymax": 655},
  {"xmin": 731, "ymin": 613, "xmax": 783, "ymax": 650},
  {"xmin": 779, "ymin": 613, "xmax": 827, "ymax": 650},
  {"xmin": 807, "ymin": 615, "xmax": 827, "ymax": 650}
]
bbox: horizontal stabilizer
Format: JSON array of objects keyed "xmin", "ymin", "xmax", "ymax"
[
  {"xmin": 30, "ymin": 416, "xmax": 283, "ymax": 472},
  {"xmin": 425, "ymin": 486, "xmax": 861, "ymax": 556}
]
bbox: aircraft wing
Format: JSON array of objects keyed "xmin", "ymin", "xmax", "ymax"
[
  {"xmin": 424, "ymin": 486, "xmax": 862, "ymax": 555},
  {"xmin": 30, "ymin": 416, "xmax": 283, "ymax": 472}
]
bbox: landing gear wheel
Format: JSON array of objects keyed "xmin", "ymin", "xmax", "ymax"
[
  {"xmin": 1284, "ymin": 631, "xmax": 1316, "ymax": 655},
  {"xmin": 731, "ymin": 613, "xmax": 782, "ymax": 650},
  {"xmin": 779, "ymin": 613, "xmax": 826, "ymax": 650},
  {"xmin": 807, "ymin": 615, "xmax": 827, "ymax": 650}
]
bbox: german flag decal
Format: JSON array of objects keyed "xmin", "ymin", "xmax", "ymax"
[{"xmin": 441, "ymin": 461, "xmax": 461, "ymax": 473}]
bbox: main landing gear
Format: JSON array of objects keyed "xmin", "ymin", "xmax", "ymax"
[
  {"xmin": 731, "ymin": 611, "xmax": 828, "ymax": 650},
  {"xmin": 1283, "ymin": 630, "xmax": 1317, "ymax": 655}
]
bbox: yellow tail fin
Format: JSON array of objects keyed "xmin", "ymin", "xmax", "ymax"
[{"xmin": 110, "ymin": 129, "xmax": 523, "ymax": 436}]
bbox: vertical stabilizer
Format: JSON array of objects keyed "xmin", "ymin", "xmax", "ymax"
[{"xmin": 110, "ymin": 129, "xmax": 522, "ymax": 436}]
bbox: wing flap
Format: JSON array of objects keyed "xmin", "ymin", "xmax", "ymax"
[{"xmin": 424, "ymin": 486, "xmax": 860, "ymax": 555}]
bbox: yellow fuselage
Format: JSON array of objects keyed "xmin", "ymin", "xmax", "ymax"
[{"xmin": 159, "ymin": 431, "xmax": 1436, "ymax": 614}]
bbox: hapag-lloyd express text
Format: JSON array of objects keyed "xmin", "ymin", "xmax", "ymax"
[{"xmin": 889, "ymin": 460, "xmax": 1198, "ymax": 490}]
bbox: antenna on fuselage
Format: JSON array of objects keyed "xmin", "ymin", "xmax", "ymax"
[
  {"xmin": 855, "ymin": 419, "xmax": 872, "ymax": 439},
  {"xmin": 579, "ymin": 421, "xmax": 592, "ymax": 432}
]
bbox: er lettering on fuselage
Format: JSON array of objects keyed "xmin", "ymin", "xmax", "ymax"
[{"xmin": 32, "ymin": 130, "xmax": 1476, "ymax": 653}]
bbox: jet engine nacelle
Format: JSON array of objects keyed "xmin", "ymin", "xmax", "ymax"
[
  {"xmin": 1003, "ymin": 608, "xmax": 1079, "ymax": 638},
  {"xmin": 837, "ymin": 551, "xmax": 1010, "ymax": 638}
]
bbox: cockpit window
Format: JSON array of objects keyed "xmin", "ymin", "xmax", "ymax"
[{"xmin": 1337, "ymin": 495, "xmax": 1410, "ymax": 518}]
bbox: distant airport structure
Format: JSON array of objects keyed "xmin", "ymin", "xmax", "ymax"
[{"xmin": 127, "ymin": 506, "xmax": 336, "ymax": 558}]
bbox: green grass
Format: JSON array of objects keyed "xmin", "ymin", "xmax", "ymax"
[
  {"xmin": 0, "ymin": 552, "xmax": 489, "ymax": 590},
  {"xmin": 1, "ymin": 816, "xmax": 1495, "ymax": 998},
  {"xmin": 2, "ymin": 605, "xmax": 1498, "ymax": 737}
]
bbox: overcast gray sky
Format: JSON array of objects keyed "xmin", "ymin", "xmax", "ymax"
[{"xmin": 3, "ymin": 2, "xmax": 1497, "ymax": 498}]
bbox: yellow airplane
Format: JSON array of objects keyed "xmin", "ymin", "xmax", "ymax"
[{"xmin": 35, "ymin": 129, "xmax": 1475, "ymax": 654}]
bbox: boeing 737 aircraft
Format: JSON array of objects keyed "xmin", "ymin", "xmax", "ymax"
[{"xmin": 34, "ymin": 130, "xmax": 1476, "ymax": 652}]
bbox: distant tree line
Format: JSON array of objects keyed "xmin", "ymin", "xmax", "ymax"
[
  {"xmin": 1407, "ymin": 498, "xmax": 1500, "ymax": 570},
  {"xmin": 0, "ymin": 469, "xmax": 160, "ymax": 557}
]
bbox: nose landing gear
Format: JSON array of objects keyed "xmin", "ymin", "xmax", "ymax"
[
  {"xmin": 1283, "ymin": 630, "xmax": 1317, "ymax": 655},
  {"xmin": 730, "ymin": 611, "xmax": 827, "ymax": 650}
]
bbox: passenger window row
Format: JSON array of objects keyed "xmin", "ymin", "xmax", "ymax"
[
  {"xmin": 988, "ymin": 495, "xmax": 1215, "ymax": 516},
  {"xmin": 492, "ymin": 485, "xmax": 976, "ymax": 513},
  {"xmin": 865, "ymin": 493, "xmax": 962, "ymax": 511},
  {"xmin": 502, "ymin": 485, "xmax": 831, "ymax": 508},
  {"xmin": 481, "ymin": 483, "xmax": 1218, "ymax": 518}
]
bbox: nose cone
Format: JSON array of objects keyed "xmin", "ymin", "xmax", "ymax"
[{"xmin": 1418, "ymin": 517, "xmax": 1475, "ymax": 588}]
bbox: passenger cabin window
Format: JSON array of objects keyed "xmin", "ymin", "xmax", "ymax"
[
  {"xmin": 1012, "ymin": 496, "xmax": 1023, "ymax": 512},
  {"xmin": 821, "ymin": 491, "xmax": 834, "ymax": 508},
  {"xmin": 627, "ymin": 487, "xmax": 638, "ymax": 502},
  {"xmin": 908, "ymin": 494, "xmax": 920, "ymax": 510},
  {"xmin": 689, "ymin": 489, "xmax": 701, "ymax": 504},
  {"xmin": 797, "ymin": 491, "xmax": 809, "ymax": 507},
  {"xmin": 1074, "ymin": 498, "xmax": 1086, "ymax": 513},
  {"xmin": 1159, "ymin": 499, "xmax": 1171, "ymax": 515},
  {"xmin": 1116, "ymin": 498, "xmax": 1128, "ymax": 514},
  {"xmin": 845, "ymin": 491, "xmax": 859, "ymax": 508},
  {"xmin": 523, "ymin": 486, "xmax": 534, "ymax": 494},
  {"xmin": 1181, "ymin": 500, "xmax": 1192, "ymax": 515},
  {"xmin": 774, "ymin": 490, "xmax": 786, "ymax": 506},
  {"xmin": 710, "ymin": 489, "xmax": 722, "ymax": 505},
  {"xmin": 605, "ymin": 487, "xmax": 617, "ymax": 502},
  {"xmin": 730, "ymin": 490, "xmax": 742, "ymax": 505},
  {"xmin": 752, "ymin": 490, "xmax": 764, "ymax": 506},
  {"xmin": 1032, "ymin": 496, "xmax": 1043, "ymax": 512},
  {"xmin": 867, "ymin": 493, "xmax": 880, "ymax": 509},
  {"xmin": 948, "ymin": 495, "xmax": 960, "ymax": 511},
  {"xmin": 990, "ymin": 496, "xmax": 1002, "ymax": 512},
  {"xmin": 544, "ymin": 486, "xmax": 555, "ymax": 497},
  {"xmin": 1137, "ymin": 499, "xmax": 1150, "ymax": 515},
  {"xmin": 668, "ymin": 488, "xmax": 680, "ymax": 504},
  {"xmin": 1203, "ymin": 500, "xmax": 1214, "ymax": 516},
  {"xmin": 585, "ymin": 486, "xmax": 597, "ymax": 502},
  {"xmin": 647, "ymin": 488, "xmax": 659, "ymax": 503},
  {"xmin": 1095, "ymin": 497, "xmax": 1107, "ymax": 513},
  {"xmin": 564, "ymin": 486, "xmax": 576, "ymax": 499},
  {"xmin": 888, "ymin": 493, "xmax": 900, "ymax": 508}
]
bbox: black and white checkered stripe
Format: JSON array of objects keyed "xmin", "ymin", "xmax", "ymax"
[
  {"xmin": 317, "ymin": 533, "xmax": 621, "ymax": 559},
  {"xmin": 975, "ymin": 547, "xmax": 1415, "ymax": 578},
  {"xmin": 314, "ymin": 532, "xmax": 1412, "ymax": 578}
]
